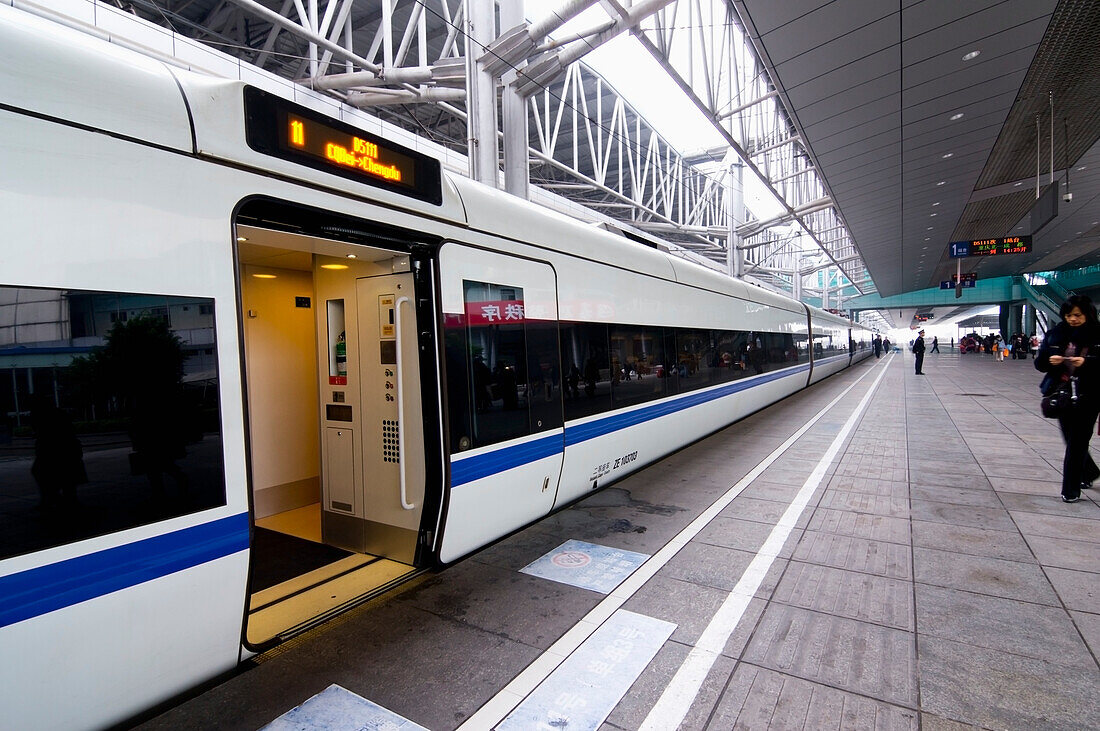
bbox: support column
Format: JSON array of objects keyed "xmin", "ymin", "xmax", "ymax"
[
  {"xmin": 1026, "ymin": 305, "xmax": 1037, "ymax": 336},
  {"xmin": 727, "ymin": 162, "xmax": 744, "ymax": 278},
  {"xmin": 465, "ymin": 0, "xmax": 498, "ymax": 186},
  {"xmin": 792, "ymin": 266, "xmax": 802, "ymax": 302},
  {"xmin": 998, "ymin": 303, "xmax": 1010, "ymax": 337},
  {"xmin": 500, "ymin": 1, "xmax": 528, "ymax": 197}
]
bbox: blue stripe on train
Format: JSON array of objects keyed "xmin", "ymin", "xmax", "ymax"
[
  {"xmin": 451, "ymin": 363, "xmax": 811, "ymax": 486},
  {"xmin": 449, "ymin": 433, "xmax": 565, "ymax": 485},
  {"xmin": 0, "ymin": 512, "xmax": 250, "ymax": 629}
]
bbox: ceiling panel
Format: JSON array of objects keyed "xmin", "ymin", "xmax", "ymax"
[
  {"xmin": 772, "ymin": 16, "xmax": 898, "ymax": 83},
  {"xmin": 794, "ymin": 72, "xmax": 900, "ymax": 130},
  {"xmin": 901, "ymin": 0, "xmax": 1007, "ymax": 39},
  {"xmin": 785, "ymin": 50, "xmax": 897, "ymax": 109},
  {"xmin": 745, "ymin": 1, "xmax": 840, "ymax": 36},
  {"xmin": 736, "ymin": 0, "xmax": 1099, "ymax": 297},
  {"xmin": 901, "ymin": 2, "xmax": 1055, "ymax": 65}
]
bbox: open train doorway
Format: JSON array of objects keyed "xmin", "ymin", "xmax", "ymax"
[{"xmin": 234, "ymin": 206, "xmax": 437, "ymax": 647}]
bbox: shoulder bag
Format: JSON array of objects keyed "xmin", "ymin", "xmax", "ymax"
[{"xmin": 1041, "ymin": 376, "xmax": 1077, "ymax": 418}]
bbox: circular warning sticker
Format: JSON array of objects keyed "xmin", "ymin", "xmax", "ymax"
[{"xmin": 551, "ymin": 550, "xmax": 591, "ymax": 568}]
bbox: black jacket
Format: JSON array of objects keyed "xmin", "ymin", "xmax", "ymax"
[
  {"xmin": 913, "ymin": 336, "xmax": 925, "ymax": 354},
  {"xmin": 1035, "ymin": 321, "xmax": 1100, "ymax": 400}
]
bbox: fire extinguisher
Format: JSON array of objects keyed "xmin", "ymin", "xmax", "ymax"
[{"xmin": 335, "ymin": 331, "xmax": 347, "ymax": 376}]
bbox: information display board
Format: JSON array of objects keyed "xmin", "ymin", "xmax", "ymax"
[
  {"xmin": 949, "ymin": 236, "xmax": 1031, "ymax": 258},
  {"xmin": 243, "ymin": 86, "xmax": 443, "ymax": 205}
]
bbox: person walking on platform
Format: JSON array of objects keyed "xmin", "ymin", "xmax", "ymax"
[
  {"xmin": 873, "ymin": 335, "xmax": 882, "ymax": 358},
  {"xmin": 994, "ymin": 333, "xmax": 1004, "ymax": 362},
  {"xmin": 883, "ymin": 337, "xmax": 891, "ymax": 353},
  {"xmin": 913, "ymin": 330, "xmax": 926, "ymax": 374},
  {"xmin": 1035, "ymin": 295, "xmax": 1100, "ymax": 503},
  {"xmin": 931, "ymin": 336, "xmax": 940, "ymax": 353}
]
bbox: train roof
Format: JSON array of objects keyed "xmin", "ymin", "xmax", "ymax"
[
  {"xmin": 451, "ymin": 175, "xmax": 810, "ymax": 316},
  {"xmin": 2, "ymin": 4, "xmax": 871, "ymax": 330},
  {"xmin": 1, "ymin": 6, "xmax": 193, "ymax": 153}
]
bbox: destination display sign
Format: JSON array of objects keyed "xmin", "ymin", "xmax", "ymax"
[
  {"xmin": 949, "ymin": 236, "xmax": 1031, "ymax": 258},
  {"xmin": 243, "ymin": 87, "xmax": 442, "ymax": 205}
]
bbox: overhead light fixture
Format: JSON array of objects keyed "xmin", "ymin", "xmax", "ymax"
[
  {"xmin": 962, "ymin": 50, "xmax": 981, "ymax": 61},
  {"xmin": 321, "ymin": 264, "xmax": 349, "ymax": 270},
  {"xmin": 252, "ymin": 273, "xmax": 277, "ymax": 279},
  {"xmin": 950, "ymin": 113, "xmax": 964, "ymax": 121},
  {"xmin": 237, "ymin": 236, "xmax": 248, "ymax": 243},
  {"xmin": 937, "ymin": 181, "xmax": 946, "ymax": 186},
  {"xmin": 942, "ymin": 153, "xmax": 954, "ymax": 159},
  {"xmin": 927, "ymin": 226, "xmax": 934, "ymax": 230},
  {"xmin": 933, "ymin": 202, "xmax": 941, "ymax": 206},
  {"xmin": 1014, "ymin": 181, "xmax": 1023, "ymax": 186},
  {"xmin": 930, "ymin": 213, "xmax": 938, "ymax": 217},
  {"xmin": 346, "ymin": 254, "xmax": 357, "ymax": 259},
  {"xmin": 924, "ymin": 237, "xmax": 931, "ymax": 241}
]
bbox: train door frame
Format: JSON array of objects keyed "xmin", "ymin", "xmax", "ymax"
[{"xmin": 232, "ymin": 197, "xmax": 446, "ymax": 648}]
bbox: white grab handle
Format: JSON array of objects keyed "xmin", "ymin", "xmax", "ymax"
[{"xmin": 395, "ymin": 296, "xmax": 415, "ymax": 510}]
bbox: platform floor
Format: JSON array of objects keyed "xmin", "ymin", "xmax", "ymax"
[{"xmin": 139, "ymin": 349, "xmax": 1100, "ymax": 731}]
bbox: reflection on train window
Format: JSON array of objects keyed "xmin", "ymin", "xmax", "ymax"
[
  {"xmin": 447, "ymin": 311, "xmax": 830, "ymax": 455},
  {"xmin": 444, "ymin": 280, "xmax": 562, "ymax": 452},
  {"xmin": 559, "ymin": 321, "xmax": 611, "ymax": 420},
  {"xmin": 812, "ymin": 327, "xmax": 846, "ymax": 358},
  {"xmin": 0, "ymin": 288, "xmax": 225, "ymax": 561},
  {"xmin": 610, "ymin": 325, "xmax": 669, "ymax": 408}
]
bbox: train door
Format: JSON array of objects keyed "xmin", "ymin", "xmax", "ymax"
[
  {"xmin": 237, "ymin": 214, "xmax": 438, "ymax": 647},
  {"xmin": 435, "ymin": 244, "xmax": 564, "ymax": 563}
]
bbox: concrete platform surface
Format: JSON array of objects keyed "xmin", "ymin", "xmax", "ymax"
[{"xmin": 138, "ymin": 349, "xmax": 1099, "ymax": 730}]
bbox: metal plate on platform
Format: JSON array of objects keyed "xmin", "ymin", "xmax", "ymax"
[
  {"xmin": 261, "ymin": 684, "xmax": 428, "ymax": 731},
  {"xmin": 498, "ymin": 609, "xmax": 676, "ymax": 730},
  {"xmin": 520, "ymin": 539, "xmax": 649, "ymax": 594}
]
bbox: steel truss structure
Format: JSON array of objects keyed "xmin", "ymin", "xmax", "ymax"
[{"xmin": 113, "ymin": 0, "xmax": 877, "ymax": 305}]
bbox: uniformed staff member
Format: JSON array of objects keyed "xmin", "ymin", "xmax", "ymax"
[{"xmin": 913, "ymin": 329, "xmax": 926, "ymax": 375}]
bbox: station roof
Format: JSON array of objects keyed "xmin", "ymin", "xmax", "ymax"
[{"xmin": 734, "ymin": 0, "xmax": 1100, "ymax": 297}]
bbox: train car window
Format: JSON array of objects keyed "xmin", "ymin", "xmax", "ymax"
[
  {"xmin": 559, "ymin": 321, "xmax": 611, "ymax": 420},
  {"xmin": 525, "ymin": 320, "xmax": 564, "ymax": 434},
  {"xmin": 609, "ymin": 325, "xmax": 669, "ymax": 409},
  {"xmin": 443, "ymin": 312, "xmax": 474, "ymax": 452},
  {"xmin": 0, "ymin": 287, "xmax": 226, "ymax": 561},
  {"xmin": 812, "ymin": 326, "xmax": 845, "ymax": 358},
  {"xmin": 673, "ymin": 329, "xmax": 710, "ymax": 394},
  {"xmin": 446, "ymin": 280, "xmax": 563, "ymax": 452},
  {"xmin": 708, "ymin": 329, "xmax": 751, "ymax": 383},
  {"xmin": 660, "ymin": 329, "xmax": 679, "ymax": 393},
  {"xmin": 761, "ymin": 332, "xmax": 803, "ymax": 369},
  {"xmin": 791, "ymin": 331, "xmax": 811, "ymax": 364}
]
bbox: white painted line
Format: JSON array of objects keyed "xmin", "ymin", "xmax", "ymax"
[
  {"xmin": 457, "ymin": 356, "xmax": 892, "ymax": 731},
  {"xmin": 638, "ymin": 355, "xmax": 893, "ymax": 731}
]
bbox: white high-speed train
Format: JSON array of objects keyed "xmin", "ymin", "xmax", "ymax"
[{"xmin": 0, "ymin": 6, "xmax": 873, "ymax": 729}]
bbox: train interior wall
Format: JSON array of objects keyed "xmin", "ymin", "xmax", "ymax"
[{"xmin": 240, "ymin": 264, "xmax": 321, "ymax": 520}]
